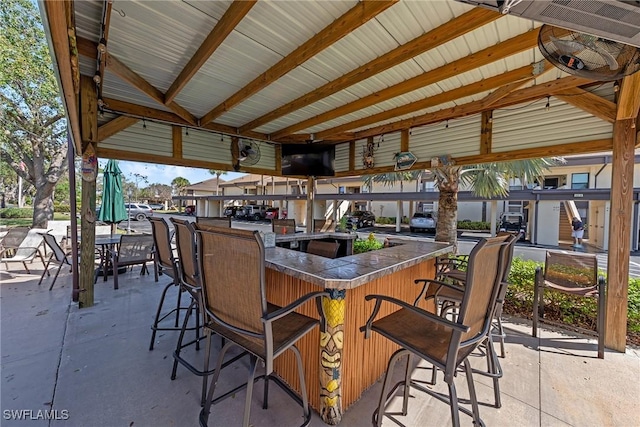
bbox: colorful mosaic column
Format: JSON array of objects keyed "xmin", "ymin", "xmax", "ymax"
[{"xmin": 320, "ymin": 289, "xmax": 345, "ymax": 425}]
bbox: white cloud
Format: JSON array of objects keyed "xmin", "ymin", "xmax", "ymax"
[{"xmin": 98, "ymin": 160, "xmax": 244, "ymax": 186}]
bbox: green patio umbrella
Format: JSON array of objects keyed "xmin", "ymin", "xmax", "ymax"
[{"xmin": 98, "ymin": 159, "xmax": 127, "ymax": 233}]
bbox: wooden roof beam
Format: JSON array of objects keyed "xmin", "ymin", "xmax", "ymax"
[
  {"xmin": 353, "ymin": 75, "xmax": 593, "ymax": 139},
  {"xmin": 101, "ymin": 97, "xmax": 268, "ymax": 141},
  {"xmin": 480, "ymin": 61, "xmax": 554, "ymax": 108},
  {"xmin": 77, "ymin": 36, "xmax": 197, "ymax": 125},
  {"xmin": 616, "ymin": 72, "xmax": 640, "ymax": 120},
  {"xmin": 164, "ymin": 0, "xmax": 256, "ymax": 105},
  {"xmin": 97, "ymin": 116, "xmax": 139, "ymax": 141},
  {"xmin": 42, "ymin": 0, "xmax": 82, "ymax": 151},
  {"xmin": 555, "ymin": 87, "xmax": 617, "ymax": 123},
  {"xmin": 199, "ymin": 0, "xmax": 397, "ymax": 125},
  {"xmin": 238, "ymin": 7, "xmax": 500, "ymax": 133},
  {"xmin": 270, "ymin": 28, "xmax": 541, "ymax": 140},
  {"xmin": 313, "ymin": 62, "xmax": 541, "ymax": 140}
]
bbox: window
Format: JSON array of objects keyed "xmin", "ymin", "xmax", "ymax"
[{"xmin": 571, "ymin": 173, "xmax": 589, "ymax": 190}]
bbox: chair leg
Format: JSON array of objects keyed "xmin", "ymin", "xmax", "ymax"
[
  {"xmin": 532, "ymin": 282, "xmax": 539, "ymax": 338},
  {"xmin": 597, "ymin": 283, "xmax": 606, "ymax": 359},
  {"xmin": 242, "ymin": 355, "xmax": 259, "ymax": 427},
  {"xmin": 195, "ymin": 301, "xmax": 201, "ymax": 352},
  {"xmin": 463, "ymin": 358, "xmax": 482, "ymax": 426},
  {"xmin": 373, "ymin": 348, "xmax": 408, "ymax": 427},
  {"xmin": 496, "ymin": 315, "xmax": 506, "ymax": 358},
  {"xmin": 175, "ymin": 288, "xmax": 182, "ymax": 328},
  {"xmin": 38, "ymin": 259, "xmax": 52, "ymax": 286},
  {"xmin": 48, "ymin": 262, "xmax": 65, "ymax": 291},
  {"xmin": 486, "ymin": 337, "xmax": 502, "ymax": 408},
  {"xmin": 200, "ymin": 341, "xmax": 235, "ymax": 427},
  {"xmin": 446, "ymin": 378, "xmax": 461, "ymax": 427},
  {"xmin": 171, "ymin": 298, "xmax": 197, "ymax": 380},
  {"xmin": 201, "ymin": 329, "xmax": 213, "ymax": 406},
  {"xmin": 401, "ymin": 353, "xmax": 412, "ymax": 416},
  {"xmin": 149, "ymin": 281, "xmax": 175, "ymax": 350},
  {"xmin": 291, "ymin": 345, "xmax": 311, "ymax": 422},
  {"xmin": 22, "ymin": 261, "xmax": 30, "ymax": 274},
  {"xmin": 113, "ymin": 261, "xmax": 119, "ymax": 290}
]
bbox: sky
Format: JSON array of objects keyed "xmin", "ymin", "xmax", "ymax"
[{"xmin": 98, "ymin": 160, "xmax": 245, "ymax": 187}]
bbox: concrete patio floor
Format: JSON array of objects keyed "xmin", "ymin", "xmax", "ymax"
[{"xmin": 1, "ymin": 264, "xmax": 639, "ymax": 427}]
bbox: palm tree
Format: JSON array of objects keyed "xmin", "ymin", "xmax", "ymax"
[
  {"xmin": 364, "ymin": 171, "xmax": 422, "ymax": 221},
  {"xmin": 171, "ymin": 176, "xmax": 190, "ymax": 212},
  {"xmin": 433, "ymin": 159, "xmax": 556, "ymax": 246},
  {"xmin": 208, "ymin": 169, "xmax": 228, "ymax": 195}
]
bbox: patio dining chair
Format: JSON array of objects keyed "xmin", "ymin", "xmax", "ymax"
[
  {"xmin": 111, "ymin": 234, "xmax": 155, "ymax": 290},
  {"xmin": 196, "ymin": 227, "xmax": 327, "ymax": 427},
  {"xmin": 532, "ymin": 251, "xmax": 605, "ymax": 359},
  {"xmin": 148, "ymin": 217, "xmax": 195, "ymax": 351},
  {"xmin": 306, "ymin": 240, "xmax": 340, "ymax": 258},
  {"xmin": 272, "ymin": 218, "xmax": 299, "ymax": 235},
  {"xmin": 361, "ymin": 234, "xmax": 511, "ymax": 427},
  {"xmin": 0, "ymin": 228, "xmax": 48, "ymax": 273},
  {"xmin": 313, "ymin": 219, "xmax": 336, "ymax": 233},
  {"xmin": 414, "ymin": 233, "xmax": 518, "ymax": 408}
]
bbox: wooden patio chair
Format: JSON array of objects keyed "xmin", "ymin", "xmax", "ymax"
[
  {"xmin": 306, "ymin": 240, "xmax": 340, "ymax": 259},
  {"xmin": 532, "ymin": 251, "xmax": 606, "ymax": 359},
  {"xmin": 111, "ymin": 234, "xmax": 155, "ymax": 290},
  {"xmin": 196, "ymin": 216, "xmax": 231, "ymax": 228},
  {"xmin": 272, "ymin": 218, "xmax": 298, "ymax": 235},
  {"xmin": 196, "ymin": 227, "xmax": 327, "ymax": 427},
  {"xmin": 362, "ymin": 234, "xmax": 511, "ymax": 427},
  {"xmin": 0, "ymin": 228, "xmax": 48, "ymax": 273},
  {"xmin": 313, "ymin": 219, "xmax": 336, "ymax": 233}
]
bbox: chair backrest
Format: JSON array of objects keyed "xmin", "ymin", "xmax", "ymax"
[
  {"xmin": 272, "ymin": 218, "xmax": 296, "ymax": 235},
  {"xmin": 149, "ymin": 217, "xmax": 174, "ymax": 269},
  {"xmin": 196, "ymin": 216, "xmax": 231, "ymax": 228},
  {"xmin": 457, "ymin": 234, "xmax": 511, "ymax": 343},
  {"xmin": 118, "ymin": 234, "xmax": 155, "ymax": 263},
  {"xmin": 543, "ymin": 251, "xmax": 599, "ymax": 290},
  {"xmin": 13, "ymin": 229, "xmax": 48, "ymax": 258},
  {"xmin": 307, "ymin": 240, "xmax": 340, "ymax": 258},
  {"xmin": 41, "ymin": 232, "xmax": 67, "ymax": 262},
  {"xmin": 313, "ymin": 219, "xmax": 335, "ymax": 233},
  {"xmin": 171, "ymin": 218, "xmax": 200, "ymax": 289},
  {"xmin": 196, "ymin": 226, "xmax": 266, "ymax": 336},
  {"xmin": 1, "ymin": 227, "xmax": 30, "ymax": 248}
]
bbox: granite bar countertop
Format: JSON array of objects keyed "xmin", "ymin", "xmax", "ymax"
[
  {"xmin": 265, "ymin": 240, "xmax": 453, "ymax": 289},
  {"xmin": 274, "ymin": 232, "xmax": 357, "ymax": 243}
]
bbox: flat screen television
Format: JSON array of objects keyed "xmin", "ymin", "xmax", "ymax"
[{"xmin": 281, "ymin": 144, "xmax": 335, "ymax": 177}]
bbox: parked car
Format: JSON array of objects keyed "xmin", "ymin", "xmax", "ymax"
[
  {"xmin": 223, "ymin": 205, "xmax": 242, "ymax": 218},
  {"xmin": 124, "ymin": 203, "xmax": 154, "ymax": 221},
  {"xmin": 184, "ymin": 205, "xmax": 196, "ymax": 215},
  {"xmin": 345, "ymin": 210, "xmax": 376, "ymax": 229},
  {"xmin": 242, "ymin": 204, "xmax": 269, "ymax": 221},
  {"xmin": 265, "ymin": 207, "xmax": 279, "ymax": 220},
  {"xmin": 148, "ymin": 203, "xmax": 164, "ymax": 211},
  {"xmin": 499, "ymin": 212, "xmax": 526, "ymax": 239},
  {"xmin": 409, "ymin": 211, "xmax": 437, "ymax": 233}
]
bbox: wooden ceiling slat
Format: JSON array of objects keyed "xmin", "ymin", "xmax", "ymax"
[
  {"xmin": 164, "ymin": 0, "xmax": 257, "ymax": 105},
  {"xmin": 97, "ymin": 116, "xmax": 139, "ymax": 141},
  {"xmin": 199, "ymin": 0, "xmax": 397, "ymax": 125},
  {"xmin": 238, "ymin": 7, "xmax": 500, "ymax": 133},
  {"xmin": 313, "ymin": 62, "xmax": 538, "ymax": 140},
  {"xmin": 353, "ymin": 76, "xmax": 593, "ymax": 139},
  {"xmin": 616, "ymin": 73, "xmax": 640, "ymax": 120},
  {"xmin": 555, "ymin": 87, "xmax": 617, "ymax": 123},
  {"xmin": 270, "ymin": 28, "xmax": 541, "ymax": 140}
]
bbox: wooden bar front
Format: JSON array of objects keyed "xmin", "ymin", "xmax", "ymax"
[{"xmin": 263, "ymin": 241, "xmax": 448, "ymax": 424}]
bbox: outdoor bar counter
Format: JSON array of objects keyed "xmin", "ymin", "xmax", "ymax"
[{"xmin": 263, "ymin": 239, "xmax": 453, "ymax": 425}]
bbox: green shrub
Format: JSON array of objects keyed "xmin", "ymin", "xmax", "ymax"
[
  {"xmin": 353, "ymin": 233, "xmax": 384, "ymax": 254},
  {"xmin": 53, "ymin": 203, "xmax": 71, "ymax": 214},
  {"xmin": 457, "ymin": 220, "xmax": 490, "ymax": 230},
  {"xmin": 0, "ymin": 207, "xmax": 33, "ymax": 219}
]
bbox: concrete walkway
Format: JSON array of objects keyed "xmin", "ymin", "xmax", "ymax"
[{"xmin": 1, "ymin": 265, "xmax": 639, "ymax": 427}]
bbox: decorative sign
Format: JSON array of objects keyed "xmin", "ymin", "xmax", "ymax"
[
  {"xmin": 394, "ymin": 151, "xmax": 417, "ymax": 171},
  {"xmin": 81, "ymin": 144, "xmax": 97, "ymax": 182},
  {"xmin": 362, "ymin": 139, "xmax": 376, "ymax": 169}
]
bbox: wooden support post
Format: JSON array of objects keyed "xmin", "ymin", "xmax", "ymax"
[
  {"xmin": 605, "ymin": 118, "xmax": 636, "ymax": 351},
  {"xmin": 400, "ymin": 128, "xmax": 409, "ymax": 152},
  {"xmin": 480, "ymin": 110, "xmax": 493, "ymax": 155},
  {"xmin": 79, "ymin": 75, "xmax": 98, "ymax": 308}
]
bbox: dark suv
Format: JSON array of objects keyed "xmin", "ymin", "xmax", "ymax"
[
  {"xmin": 345, "ymin": 210, "xmax": 375, "ymax": 229},
  {"xmin": 223, "ymin": 205, "xmax": 241, "ymax": 218}
]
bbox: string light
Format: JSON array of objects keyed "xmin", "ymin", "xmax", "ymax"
[
  {"xmin": 545, "ymin": 96, "xmax": 550, "ymax": 112},
  {"xmin": 445, "ymin": 120, "xmax": 449, "ymax": 129},
  {"xmin": 185, "ymin": 127, "xmax": 189, "ymax": 136},
  {"xmin": 97, "ymin": 38, "xmax": 107, "ymax": 54},
  {"xmin": 220, "ymin": 134, "xmax": 224, "ymax": 142},
  {"xmin": 92, "ymin": 71, "xmax": 101, "ymax": 85},
  {"xmin": 142, "ymin": 119, "xmax": 147, "ymax": 130}
]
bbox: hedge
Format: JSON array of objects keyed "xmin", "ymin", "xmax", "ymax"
[{"xmin": 0, "ymin": 208, "xmax": 33, "ymax": 219}]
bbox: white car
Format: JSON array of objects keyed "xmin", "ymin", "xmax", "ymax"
[{"xmin": 409, "ymin": 212, "xmax": 437, "ymax": 233}]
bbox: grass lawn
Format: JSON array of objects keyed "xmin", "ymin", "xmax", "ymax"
[{"xmin": 0, "ymin": 213, "xmax": 72, "ymax": 227}]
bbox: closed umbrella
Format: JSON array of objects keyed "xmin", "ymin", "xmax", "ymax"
[{"xmin": 98, "ymin": 159, "xmax": 127, "ymax": 234}]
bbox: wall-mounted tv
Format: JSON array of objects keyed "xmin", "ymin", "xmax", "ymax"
[{"xmin": 281, "ymin": 144, "xmax": 335, "ymax": 177}]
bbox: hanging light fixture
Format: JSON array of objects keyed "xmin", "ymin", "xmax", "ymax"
[{"xmin": 545, "ymin": 96, "xmax": 550, "ymax": 112}]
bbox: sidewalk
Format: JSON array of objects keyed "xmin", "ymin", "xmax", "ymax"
[{"xmin": 1, "ymin": 266, "xmax": 639, "ymax": 427}]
